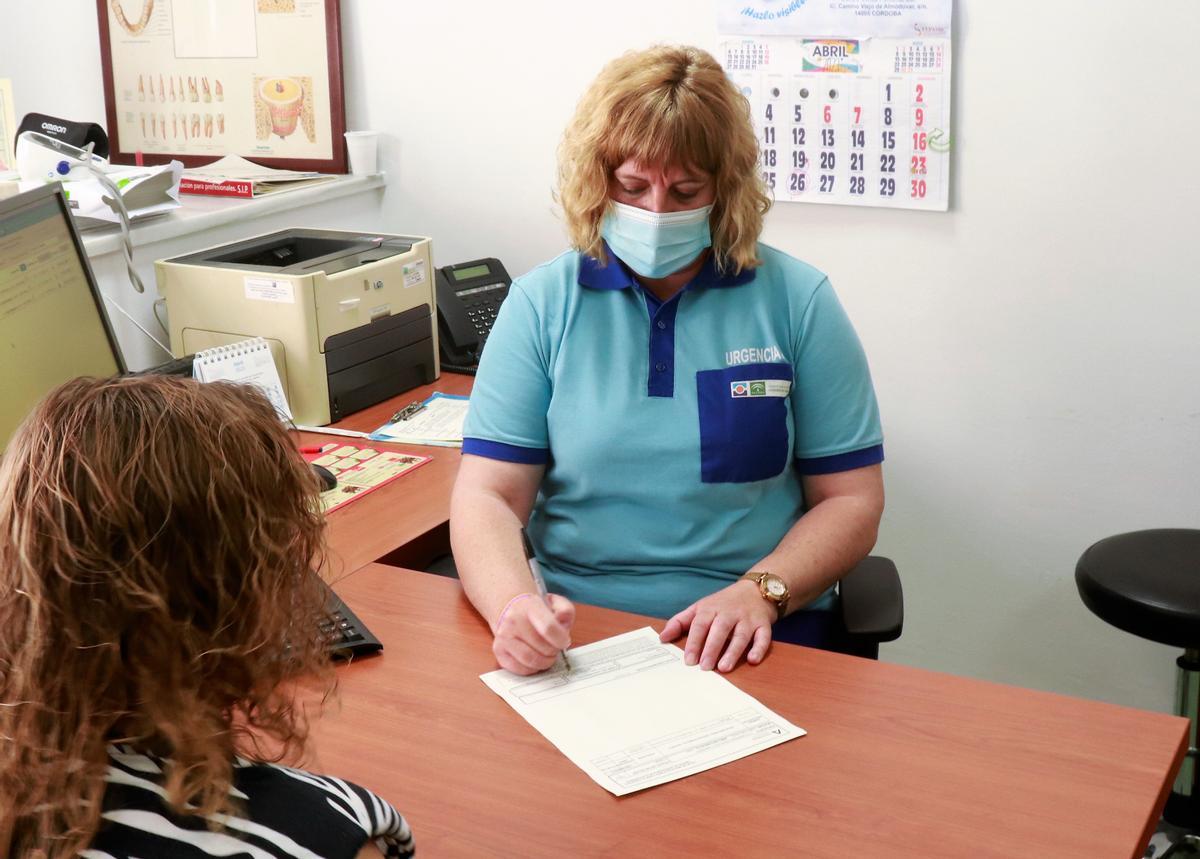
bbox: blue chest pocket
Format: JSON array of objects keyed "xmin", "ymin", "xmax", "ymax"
[{"xmin": 696, "ymin": 363, "xmax": 793, "ymax": 483}]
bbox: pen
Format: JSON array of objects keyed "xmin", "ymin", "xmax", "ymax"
[
  {"xmin": 291, "ymin": 425, "xmax": 371, "ymax": 439},
  {"xmin": 520, "ymin": 527, "xmax": 571, "ymax": 674},
  {"xmin": 298, "ymin": 445, "xmax": 324, "ymax": 454}
]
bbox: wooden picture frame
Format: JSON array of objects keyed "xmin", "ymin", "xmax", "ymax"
[{"xmin": 96, "ymin": 0, "xmax": 347, "ymax": 173}]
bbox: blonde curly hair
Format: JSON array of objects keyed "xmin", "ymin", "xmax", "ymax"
[
  {"xmin": 0, "ymin": 375, "xmax": 332, "ymax": 858},
  {"xmin": 557, "ymin": 44, "xmax": 771, "ymax": 275}
]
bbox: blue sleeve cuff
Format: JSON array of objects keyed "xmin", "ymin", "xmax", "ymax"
[
  {"xmin": 795, "ymin": 443, "xmax": 884, "ymax": 475},
  {"xmin": 462, "ymin": 437, "xmax": 550, "ymax": 465}
]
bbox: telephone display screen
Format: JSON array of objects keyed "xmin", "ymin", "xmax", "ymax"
[{"xmin": 451, "ymin": 263, "xmax": 491, "ymax": 281}]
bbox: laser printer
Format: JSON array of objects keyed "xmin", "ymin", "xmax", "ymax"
[{"xmin": 157, "ymin": 228, "xmax": 439, "ymax": 426}]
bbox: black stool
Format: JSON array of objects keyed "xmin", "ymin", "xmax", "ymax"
[{"xmin": 1076, "ymin": 529, "xmax": 1200, "ymax": 855}]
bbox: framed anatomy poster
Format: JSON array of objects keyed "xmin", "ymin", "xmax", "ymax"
[
  {"xmin": 0, "ymin": 79, "xmax": 16, "ymax": 172},
  {"xmin": 96, "ymin": 0, "xmax": 347, "ymax": 172}
]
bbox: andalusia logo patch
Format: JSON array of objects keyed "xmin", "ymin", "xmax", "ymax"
[{"xmin": 731, "ymin": 380, "xmax": 792, "ymax": 398}]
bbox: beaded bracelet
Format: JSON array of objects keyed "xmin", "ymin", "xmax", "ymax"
[{"xmin": 495, "ymin": 592, "xmax": 537, "ymax": 632}]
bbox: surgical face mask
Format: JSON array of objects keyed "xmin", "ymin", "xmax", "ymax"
[{"xmin": 600, "ymin": 200, "xmax": 714, "ymax": 279}]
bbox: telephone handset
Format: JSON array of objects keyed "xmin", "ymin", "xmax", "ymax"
[{"xmin": 435, "ymin": 258, "xmax": 512, "ymax": 373}]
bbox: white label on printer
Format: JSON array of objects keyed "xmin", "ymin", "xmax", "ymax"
[
  {"xmin": 402, "ymin": 259, "xmax": 426, "ymax": 288},
  {"xmin": 244, "ymin": 277, "xmax": 295, "ymax": 304}
]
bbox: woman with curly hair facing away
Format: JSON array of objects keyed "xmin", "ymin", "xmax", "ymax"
[
  {"xmin": 0, "ymin": 376, "xmax": 413, "ymax": 858},
  {"xmin": 453, "ymin": 45, "xmax": 884, "ymax": 676}
]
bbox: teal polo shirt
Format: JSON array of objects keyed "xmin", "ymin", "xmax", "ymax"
[{"xmin": 462, "ymin": 243, "xmax": 883, "ymax": 619}]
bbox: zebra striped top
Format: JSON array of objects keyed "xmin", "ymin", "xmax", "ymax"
[{"xmin": 81, "ymin": 745, "xmax": 415, "ymax": 858}]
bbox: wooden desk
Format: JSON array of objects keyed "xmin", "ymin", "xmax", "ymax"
[
  {"xmin": 295, "ymin": 373, "xmax": 473, "ymax": 577},
  {"xmin": 311, "ymin": 563, "xmax": 1188, "ymax": 859}
]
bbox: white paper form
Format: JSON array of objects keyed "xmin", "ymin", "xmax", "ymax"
[
  {"xmin": 480, "ymin": 627, "xmax": 805, "ymax": 795},
  {"xmin": 369, "ymin": 392, "xmax": 469, "ymax": 447}
]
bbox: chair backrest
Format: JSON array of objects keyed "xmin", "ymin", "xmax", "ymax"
[{"xmin": 830, "ymin": 556, "xmax": 904, "ymax": 660}]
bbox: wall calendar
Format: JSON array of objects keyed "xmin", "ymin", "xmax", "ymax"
[{"xmin": 717, "ymin": 0, "xmax": 953, "ymax": 211}]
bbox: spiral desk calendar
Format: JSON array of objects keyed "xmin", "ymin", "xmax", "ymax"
[{"xmin": 192, "ymin": 337, "xmax": 292, "ymax": 421}]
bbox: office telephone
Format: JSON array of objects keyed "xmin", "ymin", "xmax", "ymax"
[{"xmin": 435, "ymin": 258, "xmax": 512, "ymax": 373}]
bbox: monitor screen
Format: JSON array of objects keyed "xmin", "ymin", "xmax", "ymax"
[{"xmin": 0, "ymin": 185, "xmax": 124, "ymax": 448}]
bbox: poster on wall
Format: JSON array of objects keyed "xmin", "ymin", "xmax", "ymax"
[
  {"xmin": 0, "ymin": 79, "xmax": 16, "ymax": 172},
  {"xmin": 96, "ymin": 0, "xmax": 347, "ymax": 172},
  {"xmin": 717, "ymin": 0, "xmax": 953, "ymax": 211}
]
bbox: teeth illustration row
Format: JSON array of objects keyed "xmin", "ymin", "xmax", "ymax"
[
  {"xmin": 138, "ymin": 74, "xmax": 223, "ymax": 103},
  {"xmin": 139, "ymin": 113, "xmax": 225, "ymax": 140}
]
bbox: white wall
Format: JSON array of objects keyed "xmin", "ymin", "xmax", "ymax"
[{"xmin": 4, "ymin": 2, "xmax": 1198, "ymax": 711}]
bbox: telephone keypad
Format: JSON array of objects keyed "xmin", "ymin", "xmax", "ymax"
[{"xmin": 466, "ymin": 297, "xmax": 499, "ymax": 338}]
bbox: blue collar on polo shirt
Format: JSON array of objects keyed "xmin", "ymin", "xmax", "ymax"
[{"xmin": 578, "ymin": 244, "xmax": 757, "ymax": 398}]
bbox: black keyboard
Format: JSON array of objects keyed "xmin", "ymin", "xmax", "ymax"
[
  {"xmin": 132, "ymin": 354, "xmax": 196, "ymax": 377},
  {"xmin": 318, "ymin": 579, "xmax": 383, "ymax": 660}
]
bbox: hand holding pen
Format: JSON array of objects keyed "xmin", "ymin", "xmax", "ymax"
[
  {"xmin": 489, "ymin": 530, "xmax": 575, "ymax": 676},
  {"xmin": 521, "ymin": 528, "xmax": 571, "ymax": 674}
]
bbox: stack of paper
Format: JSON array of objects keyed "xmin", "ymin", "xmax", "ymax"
[
  {"xmin": 180, "ymin": 154, "xmax": 336, "ymax": 198},
  {"xmin": 18, "ymin": 162, "xmax": 184, "ymax": 230},
  {"xmin": 369, "ymin": 392, "xmax": 469, "ymax": 447}
]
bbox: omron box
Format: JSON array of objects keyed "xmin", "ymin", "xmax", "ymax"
[{"xmin": 157, "ymin": 228, "xmax": 439, "ymax": 426}]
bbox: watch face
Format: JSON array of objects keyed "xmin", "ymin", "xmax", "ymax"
[{"xmin": 765, "ymin": 578, "xmax": 787, "ymax": 597}]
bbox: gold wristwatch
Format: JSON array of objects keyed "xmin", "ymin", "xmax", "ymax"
[{"xmin": 741, "ymin": 571, "xmax": 790, "ymax": 618}]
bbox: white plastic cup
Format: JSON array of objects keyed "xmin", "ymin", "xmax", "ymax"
[{"xmin": 344, "ymin": 131, "xmax": 379, "ymax": 175}]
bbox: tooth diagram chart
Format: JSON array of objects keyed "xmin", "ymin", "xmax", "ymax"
[{"xmin": 96, "ymin": 0, "xmax": 347, "ymax": 172}]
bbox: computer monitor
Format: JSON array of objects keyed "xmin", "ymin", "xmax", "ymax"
[{"xmin": 0, "ymin": 184, "xmax": 125, "ymax": 448}]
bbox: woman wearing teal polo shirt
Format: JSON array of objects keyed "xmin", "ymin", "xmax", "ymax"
[{"xmin": 451, "ymin": 45, "xmax": 884, "ymax": 677}]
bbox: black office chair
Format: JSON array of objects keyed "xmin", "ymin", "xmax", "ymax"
[
  {"xmin": 1075, "ymin": 529, "xmax": 1200, "ymax": 859},
  {"xmin": 830, "ymin": 555, "xmax": 904, "ymax": 660}
]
